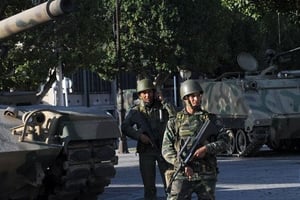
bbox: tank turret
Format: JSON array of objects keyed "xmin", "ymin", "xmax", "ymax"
[{"xmin": 0, "ymin": 0, "xmax": 73, "ymax": 40}]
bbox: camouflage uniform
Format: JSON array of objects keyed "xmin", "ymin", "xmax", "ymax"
[
  {"xmin": 162, "ymin": 109, "xmax": 230, "ymax": 200},
  {"xmin": 122, "ymin": 95, "xmax": 176, "ymax": 200}
]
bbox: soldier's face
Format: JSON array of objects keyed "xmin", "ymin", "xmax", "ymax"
[
  {"xmin": 139, "ymin": 89, "xmax": 154, "ymax": 104},
  {"xmin": 185, "ymin": 92, "xmax": 202, "ymax": 107}
]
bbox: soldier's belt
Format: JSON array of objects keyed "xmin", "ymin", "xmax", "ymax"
[{"xmin": 189, "ymin": 162, "xmax": 215, "ymax": 174}]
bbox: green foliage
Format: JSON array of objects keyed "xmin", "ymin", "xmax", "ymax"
[
  {"xmin": 101, "ymin": 0, "xmax": 232, "ymax": 77},
  {"xmin": 172, "ymin": 0, "xmax": 231, "ymax": 74},
  {"xmin": 109, "ymin": 0, "xmax": 180, "ymax": 77},
  {"xmin": 221, "ymin": 0, "xmax": 261, "ymax": 19},
  {"xmin": 221, "ymin": 0, "xmax": 300, "ymax": 24},
  {"xmin": 0, "ymin": 0, "xmax": 299, "ymax": 92},
  {"xmin": 0, "ymin": 0, "xmax": 114, "ymax": 91},
  {"xmin": 221, "ymin": 0, "xmax": 300, "ymax": 68}
]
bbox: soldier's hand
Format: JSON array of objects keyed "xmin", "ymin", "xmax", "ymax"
[
  {"xmin": 139, "ymin": 133, "xmax": 151, "ymax": 144},
  {"xmin": 193, "ymin": 146, "xmax": 207, "ymax": 159},
  {"xmin": 184, "ymin": 166, "xmax": 193, "ymax": 180},
  {"xmin": 156, "ymin": 91, "xmax": 164, "ymax": 101}
]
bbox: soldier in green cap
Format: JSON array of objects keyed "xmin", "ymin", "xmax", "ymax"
[
  {"xmin": 121, "ymin": 78, "xmax": 176, "ymax": 200},
  {"xmin": 162, "ymin": 79, "xmax": 230, "ymax": 200}
]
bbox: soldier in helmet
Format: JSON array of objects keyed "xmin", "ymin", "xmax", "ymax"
[
  {"xmin": 121, "ymin": 78, "xmax": 176, "ymax": 200},
  {"xmin": 162, "ymin": 79, "xmax": 230, "ymax": 200}
]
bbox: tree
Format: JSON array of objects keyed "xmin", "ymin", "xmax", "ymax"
[
  {"xmin": 221, "ymin": 0, "xmax": 300, "ymax": 21},
  {"xmin": 1, "ymin": 0, "xmax": 299, "ymax": 96},
  {"xmin": 99, "ymin": 0, "xmax": 181, "ymax": 82},
  {"xmin": 172, "ymin": 0, "xmax": 232, "ymax": 75},
  {"xmin": 100, "ymin": 0, "xmax": 233, "ymax": 80},
  {"xmin": 0, "ymin": 0, "xmax": 113, "ymax": 97},
  {"xmin": 221, "ymin": 0, "xmax": 300, "ymax": 67}
]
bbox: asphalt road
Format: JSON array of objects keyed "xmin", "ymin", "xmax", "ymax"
[{"xmin": 98, "ymin": 145, "xmax": 300, "ymax": 200}]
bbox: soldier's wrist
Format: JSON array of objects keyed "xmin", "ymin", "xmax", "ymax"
[{"xmin": 205, "ymin": 144, "xmax": 212, "ymax": 154}]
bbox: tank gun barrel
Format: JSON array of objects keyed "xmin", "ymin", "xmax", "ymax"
[{"xmin": 0, "ymin": 0, "xmax": 73, "ymax": 40}]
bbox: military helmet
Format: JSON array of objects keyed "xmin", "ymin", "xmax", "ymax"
[
  {"xmin": 180, "ymin": 79, "xmax": 203, "ymax": 99},
  {"xmin": 137, "ymin": 78, "xmax": 155, "ymax": 93}
]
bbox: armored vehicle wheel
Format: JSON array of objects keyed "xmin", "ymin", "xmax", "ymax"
[
  {"xmin": 226, "ymin": 129, "xmax": 235, "ymax": 155},
  {"xmin": 235, "ymin": 129, "xmax": 249, "ymax": 155}
]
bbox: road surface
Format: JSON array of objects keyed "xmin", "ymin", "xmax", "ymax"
[{"xmin": 98, "ymin": 145, "xmax": 300, "ymax": 200}]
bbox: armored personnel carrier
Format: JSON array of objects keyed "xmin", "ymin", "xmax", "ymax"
[
  {"xmin": 200, "ymin": 47, "xmax": 300, "ymax": 156},
  {"xmin": 0, "ymin": 1, "xmax": 121, "ymax": 199}
]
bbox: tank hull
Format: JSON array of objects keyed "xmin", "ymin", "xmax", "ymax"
[{"xmin": 0, "ymin": 106, "xmax": 120, "ymax": 200}]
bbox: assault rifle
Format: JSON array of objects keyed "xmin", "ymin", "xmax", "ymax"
[
  {"xmin": 166, "ymin": 117, "xmax": 219, "ymax": 193},
  {"xmin": 131, "ymin": 110, "xmax": 160, "ymax": 151}
]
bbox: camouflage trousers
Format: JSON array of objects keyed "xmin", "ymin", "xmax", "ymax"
[
  {"xmin": 168, "ymin": 178, "xmax": 216, "ymax": 200},
  {"xmin": 139, "ymin": 152, "xmax": 170, "ymax": 200}
]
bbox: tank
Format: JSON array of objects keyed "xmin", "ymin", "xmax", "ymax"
[
  {"xmin": 0, "ymin": 1, "xmax": 121, "ymax": 199},
  {"xmin": 200, "ymin": 47, "xmax": 300, "ymax": 156},
  {"xmin": 0, "ymin": 106, "xmax": 120, "ymax": 199}
]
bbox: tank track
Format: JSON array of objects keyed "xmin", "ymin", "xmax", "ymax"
[{"xmin": 44, "ymin": 139, "xmax": 117, "ymax": 200}]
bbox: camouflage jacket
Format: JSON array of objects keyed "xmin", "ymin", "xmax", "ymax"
[
  {"xmin": 162, "ymin": 109, "xmax": 230, "ymax": 180},
  {"xmin": 121, "ymin": 99, "xmax": 176, "ymax": 150}
]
